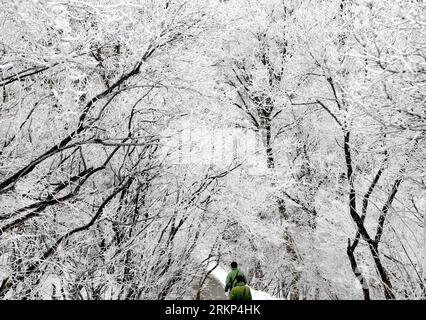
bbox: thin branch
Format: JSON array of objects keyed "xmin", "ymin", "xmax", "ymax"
[
  {"xmin": 316, "ymin": 100, "xmax": 343, "ymax": 128},
  {"xmin": 375, "ymin": 176, "xmax": 403, "ymax": 244}
]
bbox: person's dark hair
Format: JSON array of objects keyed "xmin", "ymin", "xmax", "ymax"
[
  {"xmin": 231, "ymin": 261, "xmax": 238, "ymax": 269},
  {"xmin": 236, "ymin": 274, "xmax": 245, "ymax": 283}
]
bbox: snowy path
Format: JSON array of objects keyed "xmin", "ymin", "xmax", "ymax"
[{"xmin": 199, "ymin": 275, "xmax": 228, "ymax": 300}]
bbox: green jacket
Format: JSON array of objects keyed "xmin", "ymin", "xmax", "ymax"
[
  {"xmin": 229, "ymin": 282, "xmax": 252, "ymax": 301},
  {"xmin": 225, "ymin": 268, "xmax": 247, "ymax": 292}
]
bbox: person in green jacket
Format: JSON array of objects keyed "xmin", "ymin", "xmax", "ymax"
[
  {"xmin": 224, "ymin": 261, "xmax": 247, "ymax": 293},
  {"xmin": 229, "ymin": 275, "xmax": 252, "ymax": 301}
]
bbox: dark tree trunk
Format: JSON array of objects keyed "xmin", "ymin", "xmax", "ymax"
[
  {"xmin": 265, "ymin": 122, "xmax": 274, "ymax": 169},
  {"xmin": 368, "ymin": 242, "xmax": 395, "ymax": 299},
  {"xmin": 347, "ymin": 239, "xmax": 370, "ymax": 300}
]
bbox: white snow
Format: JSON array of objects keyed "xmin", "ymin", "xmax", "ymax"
[{"xmin": 0, "ymin": 63, "xmax": 13, "ymax": 70}]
